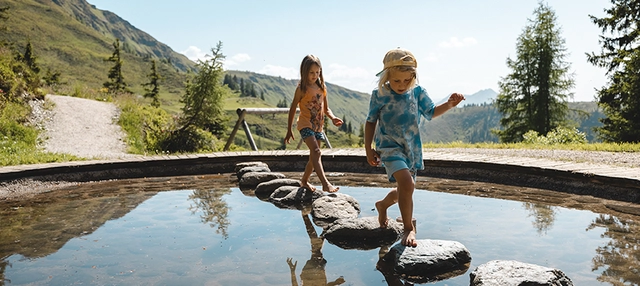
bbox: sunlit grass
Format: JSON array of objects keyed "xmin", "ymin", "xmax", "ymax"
[{"xmin": 422, "ymin": 141, "xmax": 640, "ymax": 152}]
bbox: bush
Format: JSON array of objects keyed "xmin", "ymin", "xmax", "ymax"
[
  {"xmin": 522, "ymin": 126, "xmax": 587, "ymax": 145},
  {"xmin": 160, "ymin": 126, "xmax": 217, "ymax": 153}
]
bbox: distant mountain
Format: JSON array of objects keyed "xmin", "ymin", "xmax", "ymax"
[
  {"xmin": 421, "ymin": 101, "xmax": 604, "ymax": 143},
  {"xmin": 435, "ymin": 88, "xmax": 498, "ymax": 107},
  {"xmin": 0, "ymin": 0, "xmax": 193, "ymax": 96}
]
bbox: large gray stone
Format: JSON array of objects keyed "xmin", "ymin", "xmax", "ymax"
[
  {"xmin": 269, "ymin": 185, "xmax": 324, "ymax": 210},
  {"xmin": 323, "ymin": 216, "xmax": 402, "ymax": 250},
  {"xmin": 238, "ymin": 172, "xmax": 285, "ymax": 189},
  {"xmin": 311, "ymin": 193, "xmax": 360, "ymax": 228},
  {"xmin": 469, "ymin": 260, "xmax": 574, "ymax": 286},
  {"xmin": 255, "ymin": 178, "xmax": 301, "ymax": 200},
  {"xmin": 379, "ymin": 239, "xmax": 471, "ymax": 284},
  {"xmin": 234, "ymin": 161, "xmax": 269, "ymax": 173},
  {"xmin": 236, "ymin": 165, "xmax": 271, "ymax": 180}
]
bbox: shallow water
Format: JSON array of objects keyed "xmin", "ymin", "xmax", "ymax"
[{"xmin": 1, "ymin": 183, "xmax": 639, "ymax": 285}]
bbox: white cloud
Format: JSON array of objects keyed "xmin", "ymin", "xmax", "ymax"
[
  {"xmin": 258, "ymin": 65, "xmax": 298, "ymax": 79},
  {"xmin": 439, "ymin": 37, "xmax": 478, "ymax": 48},
  {"xmin": 181, "ymin": 46, "xmax": 208, "ymax": 61},
  {"xmin": 324, "ymin": 63, "xmax": 378, "ymax": 93},
  {"xmin": 224, "ymin": 53, "xmax": 251, "ymax": 67}
]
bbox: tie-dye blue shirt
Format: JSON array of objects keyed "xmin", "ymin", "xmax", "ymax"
[{"xmin": 366, "ymin": 85, "xmax": 435, "ymax": 173}]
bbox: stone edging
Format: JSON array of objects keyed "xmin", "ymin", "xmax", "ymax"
[{"xmin": 1, "ymin": 152, "xmax": 638, "ymax": 204}]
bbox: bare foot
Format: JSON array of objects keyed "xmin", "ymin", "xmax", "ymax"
[
  {"xmin": 401, "ymin": 229, "xmax": 418, "ymax": 247},
  {"xmin": 322, "ymin": 183, "xmax": 339, "ymax": 193},
  {"xmin": 301, "ymin": 182, "xmax": 317, "ymax": 192},
  {"xmin": 375, "ymin": 200, "xmax": 389, "ymax": 228},
  {"xmin": 396, "ymin": 216, "xmax": 417, "ymax": 232}
]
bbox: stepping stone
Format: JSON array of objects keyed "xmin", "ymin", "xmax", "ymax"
[
  {"xmin": 238, "ymin": 172, "xmax": 285, "ymax": 189},
  {"xmin": 236, "ymin": 165, "xmax": 270, "ymax": 180},
  {"xmin": 255, "ymin": 178, "xmax": 301, "ymax": 200},
  {"xmin": 234, "ymin": 161, "xmax": 269, "ymax": 173},
  {"xmin": 323, "ymin": 216, "xmax": 402, "ymax": 250},
  {"xmin": 311, "ymin": 193, "xmax": 360, "ymax": 228},
  {"xmin": 378, "ymin": 239, "xmax": 471, "ymax": 284},
  {"xmin": 269, "ymin": 185, "xmax": 323, "ymax": 210},
  {"xmin": 470, "ymin": 260, "xmax": 574, "ymax": 286}
]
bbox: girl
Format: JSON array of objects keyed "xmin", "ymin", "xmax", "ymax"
[
  {"xmin": 364, "ymin": 48, "xmax": 465, "ymax": 247},
  {"xmin": 285, "ymin": 55, "xmax": 343, "ymax": 193}
]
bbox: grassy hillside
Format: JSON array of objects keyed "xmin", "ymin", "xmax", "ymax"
[{"xmin": 0, "ymin": 0, "xmax": 191, "ymax": 101}]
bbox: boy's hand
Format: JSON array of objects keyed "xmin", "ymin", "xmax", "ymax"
[
  {"xmin": 332, "ymin": 117, "xmax": 344, "ymax": 127},
  {"xmin": 366, "ymin": 148, "xmax": 381, "ymax": 166},
  {"xmin": 448, "ymin": 93, "xmax": 465, "ymax": 107}
]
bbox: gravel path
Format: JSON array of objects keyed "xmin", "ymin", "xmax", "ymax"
[{"xmin": 39, "ymin": 94, "xmax": 135, "ymax": 159}]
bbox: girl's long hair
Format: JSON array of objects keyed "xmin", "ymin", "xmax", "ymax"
[{"xmin": 299, "ymin": 55, "xmax": 325, "ymax": 92}]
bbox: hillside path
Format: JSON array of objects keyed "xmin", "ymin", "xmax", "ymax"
[{"xmin": 40, "ymin": 94, "xmax": 136, "ymax": 160}]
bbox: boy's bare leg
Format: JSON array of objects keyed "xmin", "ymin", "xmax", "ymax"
[
  {"xmin": 304, "ymin": 136, "xmax": 339, "ymax": 193},
  {"xmin": 300, "ymin": 158, "xmax": 316, "ymax": 191},
  {"xmin": 394, "ymin": 169, "xmax": 417, "ymax": 247},
  {"xmin": 375, "ymin": 188, "xmax": 398, "ymax": 227}
]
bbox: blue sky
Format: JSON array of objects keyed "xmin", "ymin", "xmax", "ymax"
[{"xmin": 88, "ymin": 0, "xmax": 611, "ymax": 102}]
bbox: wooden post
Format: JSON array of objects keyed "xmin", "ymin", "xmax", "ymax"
[
  {"xmin": 223, "ymin": 108, "xmax": 247, "ymax": 151},
  {"xmin": 243, "ymin": 117, "xmax": 258, "ymax": 151},
  {"xmin": 224, "ymin": 107, "xmax": 332, "ymax": 151}
]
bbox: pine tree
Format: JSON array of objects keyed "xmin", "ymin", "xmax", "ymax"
[
  {"xmin": 103, "ymin": 39, "xmax": 128, "ymax": 94},
  {"xmin": 587, "ymin": 0, "xmax": 640, "ymax": 143},
  {"xmin": 143, "ymin": 59, "xmax": 162, "ymax": 107},
  {"xmin": 494, "ymin": 2, "xmax": 574, "ymax": 143},
  {"xmin": 21, "ymin": 41, "xmax": 39, "ymax": 74},
  {"xmin": 179, "ymin": 41, "xmax": 228, "ymax": 137}
]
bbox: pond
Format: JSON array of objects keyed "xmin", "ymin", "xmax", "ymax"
[{"xmin": 1, "ymin": 174, "xmax": 638, "ymax": 285}]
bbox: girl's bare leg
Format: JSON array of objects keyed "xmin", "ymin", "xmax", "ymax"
[
  {"xmin": 393, "ymin": 169, "xmax": 417, "ymax": 247},
  {"xmin": 375, "ymin": 188, "xmax": 398, "ymax": 227},
  {"xmin": 304, "ymin": 136, "xmax": 339, "ymax": 193},
  {"xmin": 300, "ymin": 157, "xmax": 316, "ymax": 191}
]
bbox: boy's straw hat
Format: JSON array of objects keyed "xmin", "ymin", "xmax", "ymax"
[{"xmin": 376, "ymin": 48, "xmax": 417, "ymax": 76}]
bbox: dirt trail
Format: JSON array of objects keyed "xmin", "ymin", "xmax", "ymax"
[{"xmin": 41, "ymin": 94, "xmax": 135, "ymax": 159}]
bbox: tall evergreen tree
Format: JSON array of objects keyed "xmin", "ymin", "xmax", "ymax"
[
  {"xmin": 178, "ymin": 41, "xmax": 228, "ymax": 137},
  {"xmin": 143, "ymin": 59, "xmax": 162, "ymax": 107},
  {"xmin": 587, "ymin": 0, "xmax": 640, "ymax": 143},
  {"xmin": 494, "ymin": 2, "xmax": 574, "ymax": 143},
  {"xmin": 21, "ymin": 41, "xmax": 39, "ymax": 74},
  {"xmin": 103, "ymin": 39, "xmax": 128, "ymax": 94}
]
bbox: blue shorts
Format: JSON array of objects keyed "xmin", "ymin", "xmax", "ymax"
[
  {"xmin": 299, "ymin": 128, "xmax": 326, "ymax": 141},
  {"xmin": 383, "ymin": 159, "xmax": 416, "ymax": 183}
]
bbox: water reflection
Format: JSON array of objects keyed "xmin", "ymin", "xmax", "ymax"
[
  {"xmin": 523, "ymin": 202, "xmax": 557, "ymax": 234},
  {"xmin": 287, "ymin": 207, "xmax": 346, "ymax": 286},
  {"xmin": 588, "ymin": 214, "xmax": 640, "ymax": 285},
  {"xmin": 0, "ymin": 176, "xmax": 638, "ymax": 285},
  {"xmin": 188, "ymin": 188, "xmax": 232, "ymax": 239}
]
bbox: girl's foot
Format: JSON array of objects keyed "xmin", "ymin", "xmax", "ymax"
[
  {"xmin": 322, "ymin": 183, "xmax": 339, "ymax": 193},
  {"xmin": 401, "ymin": 229, "xmax": 418, "ymax": 247},
  {"xmin": 375, "ymin": 200, "xmax": 389, "ymax": 228},
  {"xmin": 301, "ymin": 182, "xmax": 317, "ymax": 192}
]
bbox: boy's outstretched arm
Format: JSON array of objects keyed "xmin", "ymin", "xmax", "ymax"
[{"xmin": 432, "ymin": 92, "xmax": 465, "ymax": 118}]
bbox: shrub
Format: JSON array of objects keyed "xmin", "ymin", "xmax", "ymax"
[{"xmin": 522, "ymin": 126, "xmax": 587, "ymax": 145}]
